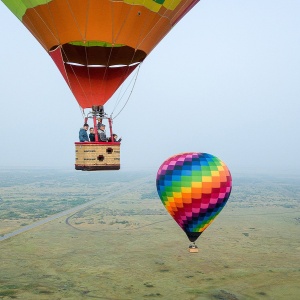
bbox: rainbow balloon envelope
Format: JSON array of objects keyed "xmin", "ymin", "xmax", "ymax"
[{"xmin": 156, "ymin": 153, "xmax": 232, "ymax": 244}]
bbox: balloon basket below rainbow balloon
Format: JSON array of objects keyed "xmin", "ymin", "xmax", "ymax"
[{"xmin": 188, "ymin": 243, "xmax": 199, "ymax": 253}]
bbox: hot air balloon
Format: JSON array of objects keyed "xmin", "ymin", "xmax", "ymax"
[
  {"xmin": 1, "ymin": 0, "xmax": 199, "ymax": 171},
  {"xmin": 156, "ymin": 153, "xmax": 232, "ymax": 253}
]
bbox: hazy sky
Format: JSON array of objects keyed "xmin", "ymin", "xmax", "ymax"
[{"xmin": 0, "ymin": 0, "xmax": 299, "ymax": 176}]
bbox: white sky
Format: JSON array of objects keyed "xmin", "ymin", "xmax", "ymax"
[{"xmin": 0, "ymin": 0, "xmax": 299, "ymax": 176}]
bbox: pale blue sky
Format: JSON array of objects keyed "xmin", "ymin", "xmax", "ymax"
[{"xmin": 0, "ymin": 0, "xmax": 299, "ymax": 175}]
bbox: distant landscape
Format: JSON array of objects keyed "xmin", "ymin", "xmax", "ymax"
[{"xmin": 0, "ymin": 169, "xmax": 299, "ymax": 299}]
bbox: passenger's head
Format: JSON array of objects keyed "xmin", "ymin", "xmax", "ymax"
[
  {"xmin": 83, "ymin": 123, "xmax": 89, "ymax": 130},
  {"xmin": 89, "ymin": 127, "xmax": 94, "ymax": 132},
  {"xmin": 99, "ymin": 124, "xmax": 105, "ymax": 130}
]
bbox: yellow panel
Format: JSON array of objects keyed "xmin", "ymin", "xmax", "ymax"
[
  {"xmin": 201, "ymin": 176, "xmax": 212, "ymax": 183},
  {"xmin": 181, "ymin": 187, "xmax": 191, "ymax": 193},
  {"xmin": 191, "ymin": 182, "xmax": 202, "ymax": 188}
]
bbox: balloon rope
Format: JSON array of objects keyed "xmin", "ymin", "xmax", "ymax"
[
  {"xmin": 107, "ymin": 1, "xmax": 136, "ymax": 113},
  {"xmin": 25, "ymin": 0, "xmax": 90, "ymax": 116},
  {"xmin": 112, "ymin": 64, "xmax": 142, "ymax": 120},
  {"xmin": 82, "ymin": 0, "xmax": 93, "ymax": 103},
  {"xmin": 60, "ymin": 49, "xmax": 90, "ymax": 104},
  {"xmin": 66, "ymin": 0, "xmax": 95, "ymax": 106},
  {"xmin": 110, "ymin": 0, "xmax": 172, "ymax": 115},
  {"xmin": 92, "ymin": 1, "xmax": 113, "ymax": 106},
  {"xmin": 66, "ymin": 0, "xmax": 85, "ymax": 41},
  {"xmin": 49, "ymin": 0, "xmax": 91, "ymax": 107},
  {"xmin": 84, "ymin": 0, "xmax": 91, "ymax": 41},
  {"xmin": 80, "ymin": 106, "xmax": 85, "ymax": 119},
  {"xmin": 110, "ymin": 64, "xmax": 141, "ymax": 116},
  {"xmin": 111, "ymin": 0, "xmax": 193, "ymax": 118},
  {"xmin": 109, "ymin": 1, "xmax": 149, "ymax": 117}
]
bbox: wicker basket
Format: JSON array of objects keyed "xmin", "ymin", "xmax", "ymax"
[
  {"xmin": 75, "ymin": 142, "xmax": 120, "ymax": 171},
  {"xmin": 188, "ymin": 247, "xmax": 199, "ymax": 253}
]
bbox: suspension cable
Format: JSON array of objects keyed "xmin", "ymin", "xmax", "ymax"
[{"xmin": 112, "ymin": 63, "xmax": 142, "ymax": 120}]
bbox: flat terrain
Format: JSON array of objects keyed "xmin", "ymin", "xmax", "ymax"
[{"xmin": 0, "ymin": 169, "xmax": 299, "ymax": 299}]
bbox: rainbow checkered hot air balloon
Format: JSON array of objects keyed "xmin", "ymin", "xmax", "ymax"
[{"xmin": 156, "ymin": 153, "xmax": 232, "ymax": 245}]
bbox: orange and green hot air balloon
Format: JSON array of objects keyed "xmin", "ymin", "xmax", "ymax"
[
  {"xmin": 156, "ymin": 153, "xmax": 232, "ymax": 249},
  {"xmin": 1, "ymin": 0, "xmax": 199, "ymax": 109}
]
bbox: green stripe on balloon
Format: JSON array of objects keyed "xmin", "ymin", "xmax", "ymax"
[
  {"xmin": 69, "ymin": 41, "xmax": 124, "ymax": 48},
  {"xmin": 2, "ymin": 0, "xmax": 50, "ymax": 20}
]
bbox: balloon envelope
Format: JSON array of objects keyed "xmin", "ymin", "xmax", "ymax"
[
  {"xmin": 2, "ymin": 0, "xmax": 199, "ymax": 108},
  {"xmin": 156, "ymin": 153, "xmax": 232, "ymax": 242}
]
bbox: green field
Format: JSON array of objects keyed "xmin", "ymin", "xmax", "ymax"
[{"xmin": 0, "ymin": 169, "xmax": 299, "ymax": 299}]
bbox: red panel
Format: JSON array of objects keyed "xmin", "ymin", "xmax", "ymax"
[
  {"xmin": 49, "ymin": 47, "xmax": 138, "ymax": 108},
  {"xmin": 65, "ymin": 64, "xmax": 137, "ymax": 108}
]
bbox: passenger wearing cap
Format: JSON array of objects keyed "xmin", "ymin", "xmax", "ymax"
[
  {"xmin": 98, "ymin": 123, "xmax": 108, "ymax": 142},
  {"xmin": 79, "ymin": 123, "xmax": 89, "ymax": 142}
]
